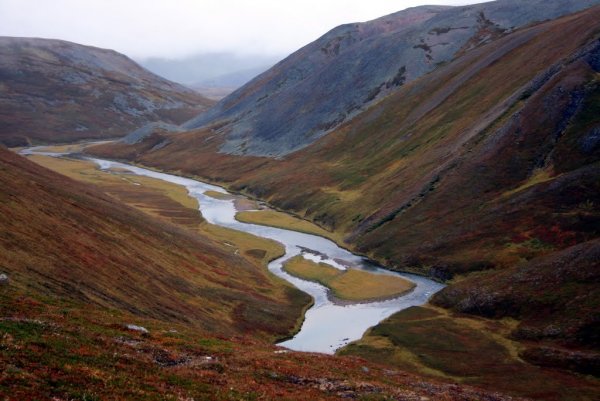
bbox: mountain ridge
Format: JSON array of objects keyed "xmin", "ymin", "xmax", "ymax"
[
  {"xmin": 179, "ymin": 0, "xmax": 600, "ymax": 157},
  {"xmin": 0, "ymin": 37, "xmax": 214, "ymax": 146}
]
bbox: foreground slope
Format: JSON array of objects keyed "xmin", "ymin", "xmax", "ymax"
[
  {"xmin": 0, "ymin": 148, "xmax": 524, "ymax": 401},
  {"xmin": 181, "ymin": 0, "xmax": 600, "ymax": 156},
  {"xmin": 0, "ymin": 37, "xmax": 213, "ymax": 146},
  {"xmin": 0, "ymin": 293, "xmax": 520, "ymax": 401}
]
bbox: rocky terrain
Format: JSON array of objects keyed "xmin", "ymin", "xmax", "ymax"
[
  {"xmin": 0, "ymin": 37, "xmax": 213, "ymax": 146},
  {"xmin": 180, "ymin": 0, "xmax": 600, "ymax": 156}
]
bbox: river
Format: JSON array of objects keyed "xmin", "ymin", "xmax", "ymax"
[{"xmin": 22, "ymin": 147, "xmax": 444, "ymax": 354}]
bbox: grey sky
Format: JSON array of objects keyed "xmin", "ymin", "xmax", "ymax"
[{"xmin": 0, "ymin": 0, "xmax": 492, "ymax": 60}]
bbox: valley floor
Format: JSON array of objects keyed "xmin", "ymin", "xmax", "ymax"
[
  {"xmin": 7, "ymin": 146, "xmax": 599, "ymax": 400},
  {"xmin": 0, "ymin": 147, "xmax": 520, "ymax": 400}
]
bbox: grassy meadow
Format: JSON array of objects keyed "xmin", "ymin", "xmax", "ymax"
[
  {"xmin": 236, "ymin": 210, "xmax": 340, "ymax": 242},
  {"xmin": 282, "ymin": 256, "xmax": 415, "ymax": 301}
]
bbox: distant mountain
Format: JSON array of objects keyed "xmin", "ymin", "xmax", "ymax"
[
  {"xmin": 193, "ymin": 66, "xmax": 273, "ymax": 88},
  {"xmin": 189, "ymin": 86, "xmax": 236, "ymax": 101},
  {"xmin": 190, "ymin": 66, "xmax": 274, "ymax": 100},
  {"xmin": 181, "ymin": 0, "xmax": 600, "ymax": 157},
  {"xmin": 139, "ymin": 52, "xmax": 279, "ymax": 85},
  {"xmin": 0, "ymin": 37, "xmax": 213, "ymax": 146}
]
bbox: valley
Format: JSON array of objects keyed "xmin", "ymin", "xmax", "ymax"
[
  {"xmin": 1, "ymin": 0, "xmax": 599, "ymax": 399},
  {"xmin": 82, "ymin": 2, "xmax": 600, "ymax": 399},
  {"xmin": 20, "ymin": 129, "xmax": 599, "ymax": 398},
  {"xmin": 21, "ymin": 146, "xmax": 442, "ymax": 354}
]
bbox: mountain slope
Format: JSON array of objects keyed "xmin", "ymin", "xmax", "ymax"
[
  {"xmin": 0, "ymin": 37, "xmax": 213, "ymax": 146},
  {"xmin": 180, "ymin": 0, "xmax": 600, "ymax": 156},
  {"xmin": 88, "ymin": 3, "xmax": 600, "ymax": 383},
  {"xmin": 91, "ymin": 4, "xmax": 600, "ymax": 274}
]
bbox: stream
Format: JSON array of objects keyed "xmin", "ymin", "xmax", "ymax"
[{"xmin": 22, "ymin": 147, "xmax": 444, "ymax": 354}]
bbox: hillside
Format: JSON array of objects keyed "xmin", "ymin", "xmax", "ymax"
[
  {"xmin": 0, "ymin": 147, "xmax": 527, "ymax": 401},
  {"xmin": 178, "ymin": 0, "xmax": 600, "ymax": 156},
  {"xmin": 90, "ymin": 4, "xmax": 600, "ymax": 279},
  {"xmin": 88, "ymin": 2, "xmax": 600, "ymax": 391},
  {"xmin": 0, "ymin": 146, "xmax": 309, "ymax": 339},
  {"xmin": 0, "ymin": 37, "xmax": 213, "ymax": 146}
]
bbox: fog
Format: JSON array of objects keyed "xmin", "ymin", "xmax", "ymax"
[{"xmin": 1, "ymin": 0, "xmax": 491, "ymax": 60}]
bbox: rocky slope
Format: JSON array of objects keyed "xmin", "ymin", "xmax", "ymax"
[
  {"xmin": 181, "ymin": 0, "xmax": 600, "ymax": 156},
  {"xmin": 0, "ymin": 37, "xmax": 213, "ymax": 146}
]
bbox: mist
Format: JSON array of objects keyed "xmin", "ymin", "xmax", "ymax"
[{"xmin": 0, "ymin": 0, "xmax": 492, "ymax": 60}]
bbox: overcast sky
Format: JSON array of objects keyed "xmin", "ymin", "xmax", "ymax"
[{"xmin": 0, "ymin": 0, "xmax": 491, "ymax": 60}]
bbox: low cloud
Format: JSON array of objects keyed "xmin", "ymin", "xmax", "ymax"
[{"xmin": 0, "ymin": 0, "xmax": 490, "ymax": 59}]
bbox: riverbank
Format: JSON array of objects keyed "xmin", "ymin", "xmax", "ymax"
[
  {"xmin": 21, "ymin": 146, "xmax": 443, "ymax": 353},
  {"xmin": 282, "ymin": 255, "xmax": 415, "ymax": 303},
  {"xmin": 21, "ymin": 152, "xmax": 311, "ymax": 342}
]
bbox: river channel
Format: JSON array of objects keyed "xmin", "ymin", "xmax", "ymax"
[{"xmin": 23, "ymin": 148, "xmax": 444, "ymax": 354}]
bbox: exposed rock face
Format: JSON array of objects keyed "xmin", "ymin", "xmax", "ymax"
[
  {"xmin": 0, "ymin": 37, "xmax": 213, "ymax": 146},
  {"xmin": 183, "ymin": 0, "xmax": 600, "ymax": 157}
]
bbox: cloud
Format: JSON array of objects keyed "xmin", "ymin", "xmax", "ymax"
[{"xmin": 0, "ymin": 0, "xmax": 489, "ymax": 59}]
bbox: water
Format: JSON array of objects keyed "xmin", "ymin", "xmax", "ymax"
[{"xmin": 24, "ymin": 149, "xmax": 444, "ymax": 354}]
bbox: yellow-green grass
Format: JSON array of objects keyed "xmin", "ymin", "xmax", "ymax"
[
  {"xmin": 339, "ymin": 306, "xmax": 600, "ymax": 400},
  {"xmin": 500, "ymin": 167, "xmax": 557, "ymax": 199},
  {"xmin": 204, "ymin": 190, "xmax": 236, "ymax": 200},
  {"xmin": 29, "ymin": 155, "xmax": 198, "ymax": 211},
  {"xmin": 282, "ymin": 256, "xmax": 415, "ymax": 301},
  {"xmin": 236, "ymin": 210, "xmax": 339, "ymax": 242}
]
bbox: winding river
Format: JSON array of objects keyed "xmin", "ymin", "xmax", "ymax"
[{"xmin": 23, "ymin": 147, "xmax": 444, "ymax": 354}]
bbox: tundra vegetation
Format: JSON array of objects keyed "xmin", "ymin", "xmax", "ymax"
[
  {"xmin": 87, "ymin": 5, "xmax": 600, "ymax": 400},
  {"xmin": 283, "ymin": 256, "xmax": 415, "ymax": 302}
]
